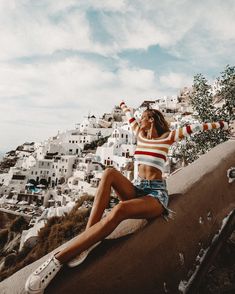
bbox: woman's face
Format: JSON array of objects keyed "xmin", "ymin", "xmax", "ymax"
[{"xmin": 140, "ymin": 111, "xmax": 152, "ymax": 130}]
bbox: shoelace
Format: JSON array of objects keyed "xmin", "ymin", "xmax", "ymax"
[{"xmin": 35, "ymin": 257, "xmax": 53, "ymax": 275}]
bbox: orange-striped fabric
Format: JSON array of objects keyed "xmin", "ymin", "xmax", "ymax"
[{"xmin": 120, "ymin": 101, "xmax": 228, "ymax": 173}]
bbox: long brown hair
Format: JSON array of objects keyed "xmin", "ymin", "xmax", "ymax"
[{"xmin": 144, "ymin": 108, "xmax": 170, "ymax": 136}]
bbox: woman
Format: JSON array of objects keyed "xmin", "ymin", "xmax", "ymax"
[{"xmin": 25, "ymin": 101, "xmax": 228, "ymax": 293}]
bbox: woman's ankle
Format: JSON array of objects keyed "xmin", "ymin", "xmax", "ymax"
[{"xmin": 54, "ymin": 251, "xmax": 64, "ymax": 264}]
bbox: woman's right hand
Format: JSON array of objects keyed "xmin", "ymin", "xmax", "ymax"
[{"xmin": 120, "ymin": 100, "xmax": 125, "ymax": 107}]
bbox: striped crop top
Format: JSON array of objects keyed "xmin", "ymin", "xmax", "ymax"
[{"xmin": 120, "ymin": 101, "xmax": 228, "ymax": 173}]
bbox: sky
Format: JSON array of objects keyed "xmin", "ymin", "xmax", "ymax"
[{"xmin": 1, "ymin": 0, "xmax": 235, "ymax": 153}]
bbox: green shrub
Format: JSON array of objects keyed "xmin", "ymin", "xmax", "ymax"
[
  {"xmin": 9, "ymin": 216, "xmax": 28, "ymax": 232},
  {"xmin": 0, "ymin": 229, "xmax": 9, "ymax": 247},
  {"xmin": 17, "ymin": 244, "xmax": 32, "ymax": 261},
  {"xmin": 4, "ymin": 253, "xmax": 16, "ymax": 267},
  {"xmin": 46, "ymin": 216, "xmax": 61, "ymax": 227},
  {"xmin": 60, "ymin": 220, "xmax": 75, "ymax": 239}
]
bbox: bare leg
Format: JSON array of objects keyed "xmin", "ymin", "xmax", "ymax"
[
  {"xmin": 55, "ymin": 195, "xmax": 164, "ymax": 264},
  {"xmin": 86, "ymin": 168, "xmax": 137, "ymax": 230},
  {"xmin": 24, "ymin": 175, "xmax": 164, "ymax": 294}
]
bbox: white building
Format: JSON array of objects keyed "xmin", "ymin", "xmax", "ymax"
[
  {"xmin": 28, "ymin": 155, "xmax": 77, "ymax": 187},
  {"xmin": 95, "ymin": 125, "xmax": 136, "ymax": 180},
  {"xmin": 67, "ymin": 154, "xmax": 104, "ymax": 196},
  {"xmin": 21, "ymin": 142, "xmax": 35, "ymax": 152},
  {"xmin": 0, "ymin": 166, "xmax": 28, "ymax": 195},
  {"xmin": 156, "ymin": 96, "xmax": 178, "ymax": 113}
]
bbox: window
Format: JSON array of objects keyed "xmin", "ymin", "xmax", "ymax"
[
  {"xmin": 31, "ymin": 171, "xmax": 33, "ymax": 175},
  {"xmin": 65, "ymin": 169, "xmax": 67, "ymax": 172}
]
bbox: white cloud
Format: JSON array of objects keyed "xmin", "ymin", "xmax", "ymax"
[
  {"xmin": 202, "ymin": 1, "xmax": 235, "ymax": 40},
  {"xmin": 85, "ymin": 0, "xmax": 127, "ymax": 11},
  {"xmin": 118, "ymin": 68, "xmax": 156, "ymax": 89},
  {"xmin": 0, "ymin": 55, "xmax": 160, "ymax": 111},
  {"xmin": 0, "ymin": 2, "xmax": 93, "ymax": 61},
  {"xmin": 0, "ymin": 0, "xmax": 235, "ymax": 152},
  {"xmin": 0, "ymin": 0, "xmax": 234, "ymax": 61},
  {"xmin": 159, "ymin": 72, "xmax": 192, "ymax": 89},
  {"xmin": 0, "ymin": 55, "xmax": 164, "ymax": 151}
]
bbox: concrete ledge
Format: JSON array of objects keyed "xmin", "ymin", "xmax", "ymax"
[{"xmin": 0, "ymin": 140, "xmax": 235, "ymax": 294}]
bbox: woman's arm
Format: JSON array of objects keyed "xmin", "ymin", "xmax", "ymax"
[
  {"xmin": 120, "ymin": 101, "xmax": 140, "ymax": 136},
  {"xmin": 169, "ymin": 121, "xmax": 229, "ymax": 143}
]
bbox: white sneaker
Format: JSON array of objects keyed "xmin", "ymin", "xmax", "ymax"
[
  {"xmin": 67, "ymin": 241, "xmax": 101, "ymax": 268},
  {"xmin": 25, "ymin": 254, "xmax": 62, "ymax": 294}
]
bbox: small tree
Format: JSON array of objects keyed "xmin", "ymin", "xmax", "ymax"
[
  {"xmin": 216, "ymin": 65, "xmax": 235, "ymax": 121},
  {"xmin": 84, "ymin": 136, "xmax": 110, "ymax": 150},
  {"xmin": 171, "ymin": 66, "xmax": 234, "ymax": 165}
]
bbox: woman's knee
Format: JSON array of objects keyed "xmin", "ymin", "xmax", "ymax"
[
  {"xmin": 102, "ymin": 167, "xmax": 117, "ymax": 181},
  {"xmin": 108, "ymin": 202, "xmax": 128, "ymax": 223}
]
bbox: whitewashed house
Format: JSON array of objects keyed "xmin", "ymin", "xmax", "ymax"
[
  {"xmin": 67, "ymin": 154, "xmax": 104, "ymax": 196},
  {"xmin": 0, "ymin": 166, "xmax": 28, "ymax": 195},
  {"xmin": 95, "ymin": 123, "xmax": 137, "ymax": 181}
]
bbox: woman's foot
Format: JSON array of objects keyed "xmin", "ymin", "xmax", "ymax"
[
  {"xmin": 25, "ymin": 254, "xmax": 62, "ymax": 294},
  {"xmin": 67, "ymin": 242, "xmax": 101, "ymax": 268}
]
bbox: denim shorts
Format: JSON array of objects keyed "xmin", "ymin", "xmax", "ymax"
[{"xmin": 133, "ymin": 176, "xmax": 170, "ymax": 217}]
